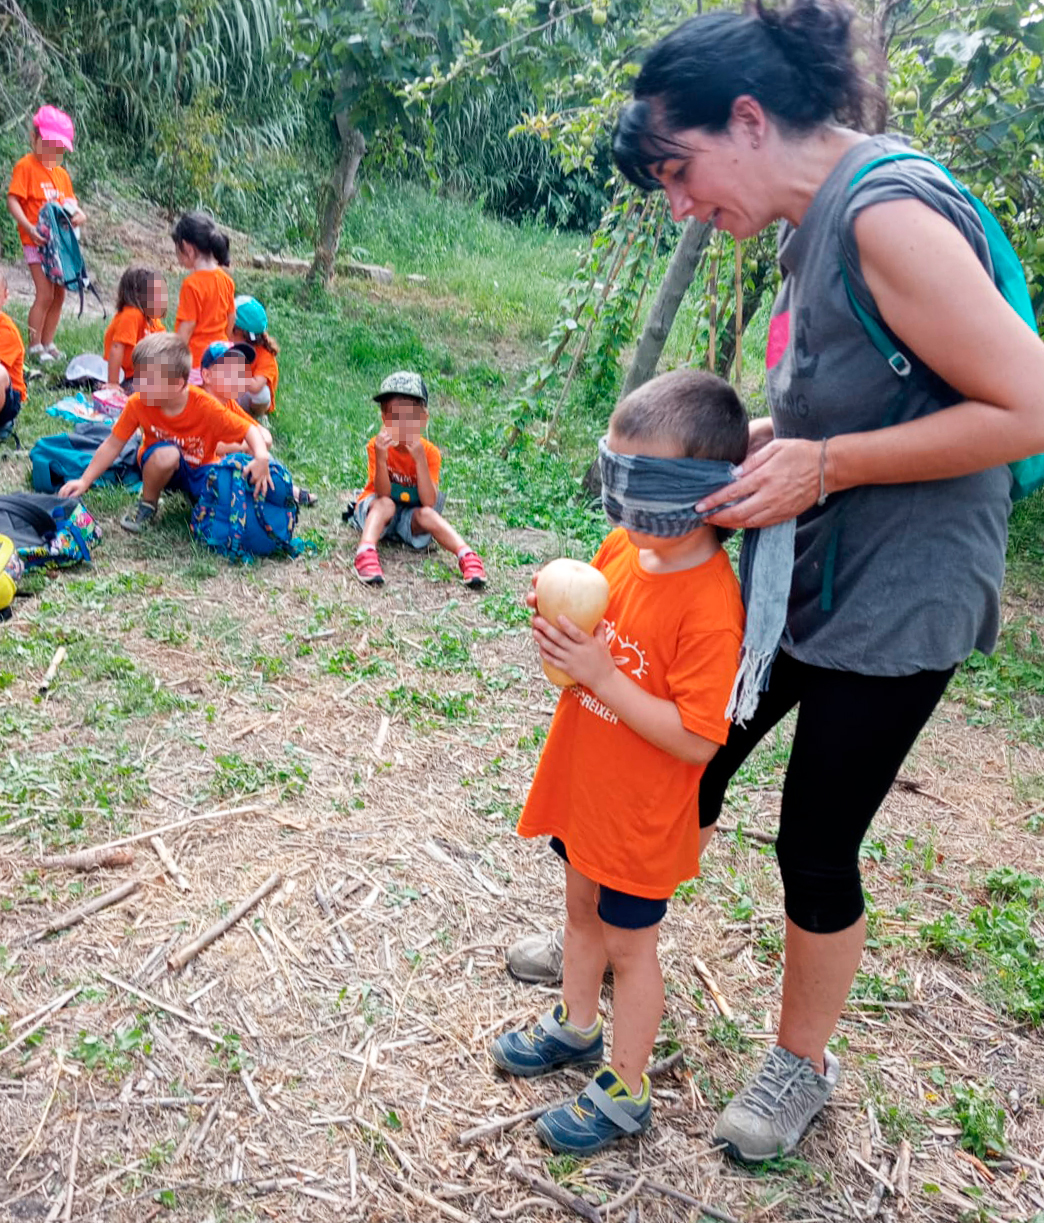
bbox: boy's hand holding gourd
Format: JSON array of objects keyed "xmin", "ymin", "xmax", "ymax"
[{"xmin": 526, "ymin": 574, "xmax": 616, "ymax": 692}]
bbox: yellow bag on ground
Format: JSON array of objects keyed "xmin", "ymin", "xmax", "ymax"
[{"xmin": 0, "ymin": 533, "xmax": 21, "ymax": 619}]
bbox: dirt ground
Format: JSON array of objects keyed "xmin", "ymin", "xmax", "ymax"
[{"xmin": 1, "ymin": 528, "xmax": 1043, "ymax": 1222}]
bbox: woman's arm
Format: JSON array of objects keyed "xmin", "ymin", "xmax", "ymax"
[{"xmin": 699, "ymin": 199, "xmax": 1044, "ymax": 528}]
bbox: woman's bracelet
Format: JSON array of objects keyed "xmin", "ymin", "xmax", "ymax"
[{"xmin": 817, "ymin": 438, "xmax": 829, "ymax": 507}]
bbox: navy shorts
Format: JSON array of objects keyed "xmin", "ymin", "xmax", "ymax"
[
  {"xmin": 140, "ymin": 441, "xmax": 212, "ymax": 503},
  {"xmin": 0, "ymin": 385, "xmax": 22, "ymax": 433},
  {"xmin": 550, "ymin": 838, "xmax": 669, "ymax": 930}
]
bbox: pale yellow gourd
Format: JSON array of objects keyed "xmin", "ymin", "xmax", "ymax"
[{"xmin": 535, "ymin": 558, "xmax": 611, "ymax": 687}]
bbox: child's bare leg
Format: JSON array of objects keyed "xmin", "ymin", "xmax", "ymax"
[
  {"xmin": 360, "ymin": 496, "xmax": 396, "ymax": 546},
  {"xmin": 140, "ymin": 446, "xmax": 182, "ymax": 504},
  {"xmin": 409, "ymin": 507, "xmax": 471, "ymax": 555},
  {"xmin": 41, "ymin": 284, "xmax": 66, "ymax": 347},
  {"xmin": 561, "ymin": 862, "xmax": 607, "ymax": 1030},
  {"xmin": 602, "ymin": 922, "xmax": 664, "ymax": 1095},
  {"xmin": 27, "ymin": 264, "xmax": 54, "ymax": 347},
  {"xmin": 0, "ymin": 365, "xmax": 10, "ymax": 395}
]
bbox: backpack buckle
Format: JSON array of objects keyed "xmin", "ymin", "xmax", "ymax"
[{"xmin": 888, "ymin": 351, "xmax": 912, "ymax": 378}]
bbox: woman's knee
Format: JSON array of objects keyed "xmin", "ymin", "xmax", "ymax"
[{"xmin": 776, "ymin": 832, "xmax": 865, "ymax": 934}]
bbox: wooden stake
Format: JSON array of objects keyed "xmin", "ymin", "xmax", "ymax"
[
  {"xmin": 150, "ymin": 837, "xmax": 190, "ymax": 891},
  {"xmin": 38, "ymin": 647, "xmax": 67, "ymax": 695},
  {"xmin": 61, "ymin": 1114, "xmax": 82, "ymax": 1222},
  {"xmin": 168, "ymin": 871, "xmax": 282, "ymax": 972},
  {"xmin": 506, "ymin": 1162, "xmax": 601, "ymax": 1223},
  {"xmin": 67, "ymin": 803, "xmax": 264, "ymax": 856},
  {"xmin": 693, "ymin": 955, "xmax": 733, "ymax": 1019},
  {"xmin": 35, "ymin": 846, "xmax": 134, "ymax": 872},
  {"xmin": 707, "ymin": 241, "xmax": 720, "ymax": 373},
  {"xmin": 22, "ymin": 879, "xmax": 140, "ymax": 946},
  {"xmin": 734, "ymin": 239, "xmax": 744, "ymax": 387}
]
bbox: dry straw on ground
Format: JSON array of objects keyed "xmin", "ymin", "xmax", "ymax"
[{"xmin": 1, "ymin": 532, "xmax": 1044, "ymax": 1222}]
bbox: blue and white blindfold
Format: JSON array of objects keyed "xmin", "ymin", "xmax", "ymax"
[{"xmin": 598, "ymin": 436, "xmax": 737, "ymax": 538}]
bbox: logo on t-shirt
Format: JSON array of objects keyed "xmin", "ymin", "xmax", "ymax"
[{"xmin": 604, "ymin": 620, "xmax": 648, "ymax": 680}]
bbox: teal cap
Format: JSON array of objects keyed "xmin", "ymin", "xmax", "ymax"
[{"xmin": 233, "ymin": 295, "xmax": 268, "ymax": 341}]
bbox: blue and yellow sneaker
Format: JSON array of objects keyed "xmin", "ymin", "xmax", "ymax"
[
  {"xmin": 535, "ymin": 1067, "xmax": 652, "ymax": 1154},
  {"xmin": 491, "ymin": 1002, "xmax": 603, "ymax": 1078}
]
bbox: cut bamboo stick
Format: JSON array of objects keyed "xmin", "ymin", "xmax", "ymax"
[
  {"xmin": 38, "ymin": 646, "xmax": 67, "ymax": 695},
  {"xmin": 150, "ymin": 837, "xmax": 190, "ymax": 891},
  {"xmin": 693, "ymin": 955, "xmax": 733, "ymax": 1019},
  {"xmin": 35, "ymin": 846, "xmax": 134, "ymax": 872},
  {"xmin": 22, "ymin": 879, "xmax": 140, "ymax": 945},
  {"xmin": 168, "ymin": 871, "xmax": 282, "ymax": 972},
  {"xmin": 67, "ymin": 804, "xmax": 264, "ymax": 855}
]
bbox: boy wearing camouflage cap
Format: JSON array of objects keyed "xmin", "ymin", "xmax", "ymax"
[{"xmin": 350, "ymin": 372, "xmax": 486, "ymax": 588}]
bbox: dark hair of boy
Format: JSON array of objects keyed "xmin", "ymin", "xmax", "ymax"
[
  {"xmin": 613, "ymin": 0, "xmax": 879, "ymax": 192},
  {"xmin": 171, "ymin": 211, "xmax": 231, "ymax": 267},
  {"xmin": 116, "ymin": 267, "xmax": 158, "ymax": 315},
  {"xmin": 610, "ymin": 368, "xmax": 749, "ymax": 466},
  {"xmin": 133, "ymin": 332, "xmax": 191, "ymax": 382}
]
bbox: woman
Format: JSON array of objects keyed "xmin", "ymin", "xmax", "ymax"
[{"xmin": 509, "ymin": 0, "xmax": 1044, "ymax": 1161}]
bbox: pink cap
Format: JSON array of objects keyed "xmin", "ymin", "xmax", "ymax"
[{"xmin": 33, "ymin": 106, "xmax": 75, "ymax": 152}]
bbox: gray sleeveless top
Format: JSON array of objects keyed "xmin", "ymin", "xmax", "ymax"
[{"xmin": 759, "ymin": 134, "xmax": 1010, "ymax": 675}]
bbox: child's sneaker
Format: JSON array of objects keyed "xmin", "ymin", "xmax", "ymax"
[
  {"xmin": 120, "ymin": 500, "xmax": 157, "ymax": 533},
  {"xmin": 535, "ymin": 1067, "xmax": 652, "ymax": 1154},
  {"xmin": 28, "ymin": 343, "xmax": 52, "ymax": 365},
  {"xmin": 459, "ymin": 549, "xmax": 486, "ymax": 589},
  {"xmin": 354, "ymin": 546, "xmax": 385, "ymax": 586},
  {"xmin": 491, "ymin": 1002, "xmax": 603, "ymax": 1077},
  {"xmin": 45, "ymin": 343, "xmax": 65, "ymax": 361}
]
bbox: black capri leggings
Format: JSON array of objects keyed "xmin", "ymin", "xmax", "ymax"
[{"xmin": 698, "ymin": 650, "xmax": 955, "ymax": 935}]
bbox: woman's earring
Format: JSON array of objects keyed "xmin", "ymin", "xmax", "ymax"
[{"xmin": 751, "ymin": 136, "xmax": 761, "ymax": 150}]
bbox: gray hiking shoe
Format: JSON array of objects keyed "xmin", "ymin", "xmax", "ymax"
[
  {"xmin": 120, "ymin": 499, "xmax": 158, "ymax": 534},
  {"xmin": 506, "ymin": 928, "xmax": 564, "ymax": 985},
  {"xmin": 714, "ymin": 1045, "xmax": 840, "ymax": 1162}
]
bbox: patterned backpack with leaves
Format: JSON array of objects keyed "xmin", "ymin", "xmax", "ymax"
[{"xmin": 0, "ymin": 493, "xmax": 100, "ymax": 568}]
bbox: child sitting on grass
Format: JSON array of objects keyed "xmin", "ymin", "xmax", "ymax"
[
  {"xmin": 491, "ymin": 369, "xmax": 747, "ymax": 1154},
  {"xmin": 103, "ymin": 267, "xmax": 167, "ymax": 388},
  {"xmin": 229, "ymin": 296, "xmax": 279, "ymax": 416},
  {"xmin": 59, "ymin": 332, "xmax": 271, "ymax": 533},
  {"xmin": 172, "ymin": 211, "xmax": 235, "ymax": 373},
  {"xmin": 200, "ymin": 340, "xmax": 315, "ymax": 507},
  {"xmin": 0, "ymin": 271, "xmax": 26, "ymax": 444},
  {"xmin": 350, "ymin": 371, "xmax": 485, "ymax": 588}
]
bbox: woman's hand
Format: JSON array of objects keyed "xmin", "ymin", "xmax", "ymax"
[
  {"xmin": 696, "ymin": 437, "xmax": 823, "ymax": 529},
  {"xmin": 533, "ymin": 615, "xmax": 616, "ymax": 691}
]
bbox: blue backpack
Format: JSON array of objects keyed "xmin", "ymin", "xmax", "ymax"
[
  {"xmin": 189, "ymin": 454, "xmax": 304, "ymax": 560},
  {"xmin": 30, "ymin": 422, "xmax": 141, "ymax": 493},
  {"xmin": 843, "ymin": 151, "xmax": 1044, "ymax": 502},
  {"xmin": 36, "ymin": 201, "xmax": 105, "ymax": 318}
]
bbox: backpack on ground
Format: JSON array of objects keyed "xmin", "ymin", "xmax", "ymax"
[
  {"xmin": 189, "ymin": 454, "xmax": 304, "ymax": 560},
  {"xmin": 36, "ymin": 201, "xmax": 105, "ymax": 318},
  {"xmin": 0, "ymin": 533, "xmax": 22, "ymax": 619},
  {"xmin": 843, "ymin": 151, "xmax": 1044, "ymax": 503},
  {"xmin": 0, "ymin": 492, "xmax": 100, "ymax": 568},
  {"xmin": 30, "ymin": 421, "xmax": 141, "ymax": 494}
]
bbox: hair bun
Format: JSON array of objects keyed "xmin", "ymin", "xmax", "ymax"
[{"xmin": 753, "ymin": 0, "xmax": 868, "ymax": 128}]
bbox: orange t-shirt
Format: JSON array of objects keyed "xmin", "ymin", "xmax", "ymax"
[
  {"xmin": 517, "ymin": 529, "xmax": 745, "ymax": 899},
  {"xmin": 0, "ymin": 311, "xmax": 26, "ymax": 398},
  {"xmin": 174, "ymin": 269, "xmax": 236, "ymax": 367},
  {"xmin": 360, "ymin": 435, "xmax": 442, "ymax": 499},
  {"xmin": 250, "ymin": 346, "xmax": 279, "ymax": 412},
  {"xmin": 7, "ymin": 154, "xmax": 76, "ymax": 246},
  {"xmin": 111, "ymin": 384, "xmax": 251, "ymax": 467},
  {"xmin": 103, "ymin": 308, "xmax": 165, "ymax": 381}
]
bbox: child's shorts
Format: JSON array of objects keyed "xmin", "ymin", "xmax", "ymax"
[
  {"xmin": 141, "ymin": 441, "xmax": 212, "ymax": 503},
  {"xmin": 22, "ymin": 244, "xmax": 42, "ymax": 266},
  {"xmin": 550, "ymin": 837, "xmax": 669, "ymax": 930},
  {"xmin": 0, "ymin": 386, "xmax": 22, "ymax": 433},
  {"xmin": 351, "ymin": 490, "xmax": 446, "ymax": 550}
]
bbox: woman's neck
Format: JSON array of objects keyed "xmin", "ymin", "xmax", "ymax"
[
  {"xmin": 192, "ymin": 256, "xmax": 219, "ymax": 271},
  {"xmin": 775, "ymin": 125, "xmax": 869, "ymax": 228}
]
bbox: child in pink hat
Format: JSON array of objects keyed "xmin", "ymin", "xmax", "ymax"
[{"xmin": 5, "ymin": 106, "xmax": 87, "ymax": 364}]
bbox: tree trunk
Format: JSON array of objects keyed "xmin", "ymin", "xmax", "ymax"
[
  {"xmin": 308, "ymin": 116, "xmax": 366, "ymax": 288},
  {"xmin": 582, "ymin": 216, "xmax": 712, "ymax": 496}
]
